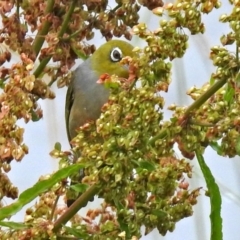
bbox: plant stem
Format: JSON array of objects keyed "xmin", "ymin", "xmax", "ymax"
[
  {"xmin": 58, "ymin": 2, "xmax": 76, "ymax": 37},
  {"xmin": 34, "ymin": 56, "xmax": 51, "ymax": 78},
  {"xmin": 184, "ymin": 77, "xmax": 227, "ymax": 116},
  {"xmin": 16, "ymin": 0, "xmax": 20, "ymax": 21},
  {"xmin": 148, "ymin": 129, "xmax": 168, "ymax": 146},
  {"xmin": 50, "ymin": 195, "xmax": 60, "ymax": 221},
  {"xmin": 64, "ymin": 28, "xmax": 82, "ymax": 40},
  {"xmin": 189, "ymin": 119, "xmax": 214, "ymax": 127},
  {"xmin": 32, "ymin": 0, "xmax": 55, "ymax": 56},
  {"xmin": 236, "ymin": 44, "xmax": 239, "ymax": 66},
  {"xmin": 34, "ymin": 0, "xmax": 77, "ymax": 78},
  {"xmin": 53, "ymin": 184, "xmax": 99, "ymax": 232},
  {"xmin": 149, "ymin": 77, "xmax": 228, "ymax": 146}
]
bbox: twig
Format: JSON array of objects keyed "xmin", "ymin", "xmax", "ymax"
[
  {"xmin": 184, "ymin": 78, "xmax": 227, "ymax": 116},
  {"xmin": 34, "ymin": 0, "xmax": 77, "ymax": 78},
  {"xmin": 32, "ymin": 0, "xmax": 55, "ymax": 56},
  {"xmin": 53, "ymin": 184, "xmax": 99, "ymax": 232},
  {"xmin": 34, "ymin": 56, "xmax": 51, "ymax": 78},
  {"xmin": 50, "ymin": 195, "xmax": 60, "ymax": 221},
  {"xmin": 149, "ymin": 77, "xmax": 228, "ymax": 146}
]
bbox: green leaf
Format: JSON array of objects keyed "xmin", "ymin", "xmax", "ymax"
[
  {"xmin": 209, "ymin": 141, "xmax": 223, "ymax": 155},
  {"xmin": 0, "ymin": 164, "xmax": 85, "ymax": 221},
  {"xmin": 131, "ymin": 159, "xmax": 156, "ymax": 171},
  {"xmin": 64, "ymin": 226, "xmax": 89, "ymax": 238},
  {"xmin": 209, "ymin": 76, "xmax": 215, "ymax": 85},
  {"xmin": 71, "ymin": 43, "xmax": 88, "ymax": 60},
  {"xmin": 101, "ymin": 221, "xmax": 116, "ymax": 232},
  {"xmin": 236, "ymin": 72, "xmax": 240, "ymax": 85},
  {"xmin": 0, "ymin": 79, "xmax": 5, "ymax": 89},
  {"xmin": 223, "ymin": 85, "xmax": 234, "ymax": 104},
  {"xmin": 0, "ymin": 221, "xmax": 28, "ymax": 229},
  {"xmin": 196, "ymin": 150, "xmax": 222, "ymax": 240},
  {"xmin": 104, "ymin": 81, "xmax": 120, "ymax": 89},
  {"xmin": 118, "ymin": 218, "xmax": 130, "ymax": 238},
  {"xmin": 170, "ymin": 117, "xmax": 177, "ymax": 123},
  {"xmin": 113, "ymin": 199, "xmax": 124, "ymax": 211},
  {"xmin": 151, "ymin": 209, "xmax": 167, "ymax": 218},
  {"xmin": 138, "ymin": 160, "xmax": 156, "ymax": 171},
  {"xmin": 70, "ymin": 183, "xmax": 88, "ymax": 193}
]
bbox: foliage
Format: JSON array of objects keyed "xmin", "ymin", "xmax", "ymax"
[{"xmin": 0, "ymin": 0, "xmax": 239, "ymax": 239}]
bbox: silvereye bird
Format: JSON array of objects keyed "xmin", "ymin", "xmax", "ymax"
[
  {"xmin": 65, "ymin": 40, "xmax": 134, "ymax": 141},
  {"xmin": 65, "ymin": 40, "xmax": 134, "ymax": 206}
]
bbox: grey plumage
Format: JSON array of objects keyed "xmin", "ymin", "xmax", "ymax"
[{"xmin": 65, "ymin": 58, "xmax": 109, "ymax": 141}]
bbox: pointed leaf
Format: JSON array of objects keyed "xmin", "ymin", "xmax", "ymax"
[
  {"xmin": 196, "ymin": 150, "xmax": 222, "ymax": 240},
  {"xmin": 0, "ymin": 79, "xmax": 5, "ymax": 89},
  {"xmin": 64, "ymin": 226, "xmax": 89, "ymax": 238},
  {"xmin": 138, "ymin": 161, "xmax": 156, "ymax": 171},
  {"xmin": 223, "ymin": 85, "xmax": 234, "ymax": 104},
  {"xmin": 131, "ymin": 159, "xmax": 156, "ymax": 171},
  {"xmin": 0, "ymin": 164, "xmax": 85, "ymax": 220},
  {"xmin": 209, "ymin": 141, "xmax": 223, "ymax": 155},
  {"xmin": 70, "ymin": 183, "xmax": 88, "ymax": 193},
  {"xmin": 0, "ymin": 221, "xmax": 28, "ymax": 229}
]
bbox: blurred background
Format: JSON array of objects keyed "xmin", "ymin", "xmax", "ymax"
[{"xmin": 4, "ymin": 0, "xmax": 240, "ymax": 239}]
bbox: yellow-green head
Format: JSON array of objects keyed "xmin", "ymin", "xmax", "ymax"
[{"xmin": 91, "ymin": 39, "xmax": 134, "ymax": 78}]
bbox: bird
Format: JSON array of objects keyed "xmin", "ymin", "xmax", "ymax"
[
  {"xmin": 65, "ymin": 39, "xmax": 134, "ymax": 206},
  {"xmin": 65, "ymin": 39, "xmax": 134, "ymax": 141}
]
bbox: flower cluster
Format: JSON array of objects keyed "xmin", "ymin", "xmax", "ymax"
[
  {"xmin": 70, "ymin": 55, "xmax": 197, "ymax": 237},
  {"xmin": 0, "ymin": 0, "xmax": 164, "ymax": 202}
]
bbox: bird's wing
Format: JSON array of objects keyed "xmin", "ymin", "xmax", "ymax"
[{"xmin": 65, "ymin": 78, "xmax": 74, "ymax": 143}]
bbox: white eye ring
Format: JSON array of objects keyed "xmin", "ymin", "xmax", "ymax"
[{"xmin": 110, "ymin": 47, "xmax": 122, "ymax": 62}]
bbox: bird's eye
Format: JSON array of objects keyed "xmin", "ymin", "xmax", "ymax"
[{"xmin": 110, "ymin": 47, "xmax": 122, "ymax": 62}]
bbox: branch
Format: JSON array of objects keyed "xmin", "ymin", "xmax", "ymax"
[
  {"xmin": 32, "ymin": 0, "xmax": 55, "ymax": 56},
  {"xmin": 34, "ymin": 56, "xmax": 51, "ymax": 78},
  {"xmin": 184, "ymin": 77, "xmax": 227, "ymax": 116},
  {"xmin": 57, "ymin": 2, "xmax": 77, "ymax": 37},
  {"xmin": 149, "ymin": 77, "xmax": 228, "ymax": 146},
  {"xmin": 34, "ymin": 0, "xmax": 77, "ymax": 78},
  {"xmin": 53, "ymin": 184, "xmax": 99, "ymax": 232}
]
